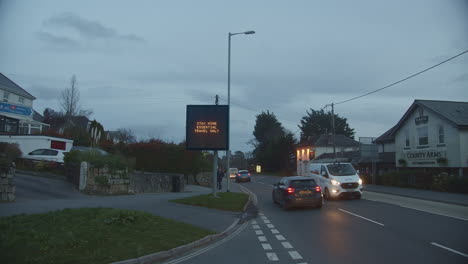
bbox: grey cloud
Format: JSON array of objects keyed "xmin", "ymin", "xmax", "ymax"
[
  {"xmin": 43, "ymin": 12, "xmax": 146, "ymax": 42},
  {"xmin": 28, "ymin": 84, "xmax": 60, "ymax": 101},
  {"xmin": 36, "ymin": 31, "xmax": 80, "ymax": 50}
]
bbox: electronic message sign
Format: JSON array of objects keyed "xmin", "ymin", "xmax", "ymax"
[{"xmin": 186, "ymin": 105, "xmax": 229, "ymax": 150}]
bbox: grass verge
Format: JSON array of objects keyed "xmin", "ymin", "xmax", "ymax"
[
  {"xmin": 170, "ymin": 192, "xmax": 249, "ymax": 212},
  {"xmin": 0, "ymin": 208, "xmax": 214, "ymax": 264}
]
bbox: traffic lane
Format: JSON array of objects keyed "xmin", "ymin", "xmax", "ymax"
[
  {"xmin": 163, "ymin": 219, "xmax": 302, "ymax": 264},
  {"xmin": 244, "ymin": 180, "xmax": 466, "ymax": 264},
  {"xmin": 364, "ymin": 191, "xmax": 468, "ymax": 220},
  {"xmin": 253, "ymin": 176, "xmax": 468, "ymax": 259},
  {"xmin": 326, "ymin": 197, "xmax": 468, "ymax": 256}
]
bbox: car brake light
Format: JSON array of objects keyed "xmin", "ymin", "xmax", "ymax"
[
  {"xmin": 248, "ymin": 173, "xmax": 251, "ymax": 176},
  {"xmin": 286, "ymin": 187, "xmax": 295, "ymax": 194},
  {"xmin": 237, "ymin": 173, "xmax": 241, "ymax": 176},
  {"xmin": 315, "ymin": 186, "xmax": 321, "ymax": 192}
]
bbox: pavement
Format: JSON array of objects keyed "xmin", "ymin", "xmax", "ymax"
[
  {"xmin": 364, "ymin": 184, "xmax": 468, "ymax": 207},
  {"xmin": 1, "ymin": 173, "xmax": 241, "ymax": 234}
]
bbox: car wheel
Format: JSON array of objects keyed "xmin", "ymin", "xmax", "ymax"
[
  {"xmin": 281, "ymin": 201, "xmax": 290, "ymax": 210},
  {"xmin": 316, "ymin": 198, "xmax": 323, "ymax": 209},
  {"xmin": 272, "ymin": 194, "xmax": 278, "ymax": 204}
]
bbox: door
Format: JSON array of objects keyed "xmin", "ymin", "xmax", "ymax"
[{"xmin": 320, "ymin": 165, "xmax": 329, "ymax": 190}]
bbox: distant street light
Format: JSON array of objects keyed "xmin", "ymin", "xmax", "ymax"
[{"xmin": 226, "ymin": 30, "xmax": 255, "ymax": 192}]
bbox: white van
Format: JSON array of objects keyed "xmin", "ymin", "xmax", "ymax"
[
  {"xmin": 308, "ymin": 163, "xmax": 363, "ymax": 200},
  {"xmin": 228, "ymin": 168, "xmax": 239, "ymax": 179}
]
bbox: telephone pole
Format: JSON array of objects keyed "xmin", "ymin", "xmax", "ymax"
[
  {"xmin": 331, "ymin": 103, "xmax": 336, "ymax": 161},
  {"xmin": 212, "ymin": 95, "xmax": 219, "ymax": 197}
]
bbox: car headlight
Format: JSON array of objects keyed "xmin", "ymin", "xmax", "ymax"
[
  {"xmin": 358, "ymin": 178, "xmax": 363, "ymax": 185},
  {"xmin": 331, "ymin": 179, "xmax": 340, "ymax": 186}
]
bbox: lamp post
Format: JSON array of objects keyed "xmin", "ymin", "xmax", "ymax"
[{"xmin": 226, "ymin": 30, "xmax": 255, "ymax": 192}]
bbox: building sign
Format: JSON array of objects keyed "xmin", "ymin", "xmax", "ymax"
[
  {"xmin": 415, "ymin": 108, "xmax": 428, "ymax": 125},
  {"xmin": 404, "ymin": 149, "xmax": 446, "ymax": 166},
  {"xmin": 186, "ymin": 105, "xmax": 229, "ymax": 150},
  {"xmin": 0, "ymin": 102, "xmax": 33, "ymax": 117},
  {"xmin": 51, "ymin": 140, "xmax": 66, "ymax": 150}
]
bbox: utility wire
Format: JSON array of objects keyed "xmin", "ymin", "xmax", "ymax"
[{"xmin": 334, "ymin": 49, "xmax": 468, "ymax": 105}]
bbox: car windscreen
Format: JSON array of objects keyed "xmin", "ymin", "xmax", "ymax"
[
  {"xmin": 326, "ymin": 164, "xmax": 356, "ymax": 176},
  {"xmin": 289, "ymin": 180, "xmax": 316, "ymax": 189}
]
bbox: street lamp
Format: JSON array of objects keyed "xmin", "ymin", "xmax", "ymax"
[{"xmin": 226, "ymin": 30, "xmax": 255, "ymax": 192}]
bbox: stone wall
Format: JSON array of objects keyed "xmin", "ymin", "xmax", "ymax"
[
  {"xmin": 0, "ymin": 167, "xmax": 15, "ymax": 202},
  {"xmin": 84, "ymin": 165, "xmax": 129, "ymax": 195},
  {"xmin": 129, "ymin": 171, "xmax": 185, "ymax": 193},
  {"xmin": 193, "ymin": 172, "xmax": 213, "ymax": 187}
]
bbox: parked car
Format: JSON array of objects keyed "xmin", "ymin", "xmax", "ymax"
[
  {"xmin": 235, "ymin": 170, "xmax": 251, "ymax": 182},
  {"xmin": 228, "ymin": 168, "xmax": 239, "ymax": 179},
  {"xmin": 23, "ymin": 148, "xmax": 67, "ymax": 163},
  {"xmin": 272, "ymin": 176, "xmax": 323, "ymax": 210}
]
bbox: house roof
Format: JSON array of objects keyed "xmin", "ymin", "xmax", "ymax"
[
  {"xmin": 32, "ymin": 110, "xmax": 45, "ymax": 123},
  {"xmin": 315, "ymin": 134, "xmax": 360, "ymax": 147},
  {"xmin": 0, "ymin": 73, "xmax": 36, "ymax": 100},
  {"xmin": 314, "ymin": 150, "xmax": 360, "ymax": 162},
  {"xmin": 375, "ymin": 99, "xmax": 468, "ymax": 143}
]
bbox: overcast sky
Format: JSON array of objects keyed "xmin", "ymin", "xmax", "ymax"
[{"xmin": 1, "ymin": 0, "xmax": 467, "ymax": 152}]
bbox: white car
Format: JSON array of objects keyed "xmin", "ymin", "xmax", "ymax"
[
  {"xmin": 308, "ymin": 162, "xmax": 363, "ymax": 200},
  {"xmin": 228, "ymin": 168, "xmax": 239, "ymax": 179},
  {"xmin": 24, "ymin": 148, "xmax": 67, "ymax": 163}
]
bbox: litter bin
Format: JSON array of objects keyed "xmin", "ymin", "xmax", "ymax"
[{"xmin": 172, "ymin": 175, "xmax": 181, "ymax": 192}]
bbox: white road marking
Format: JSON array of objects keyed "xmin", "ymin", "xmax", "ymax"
[
  {"xmin": 255, "ymin": 230, "xmax": 264, "ymax": 235},
  {"xmin": 264, "ymin": 219, "xmax": 271, "ymax": 224},
  {"xmin": 258, "ymin": 236, "xmax": 267, "ymax": 242},
  {"xmin": 163, "ymin": 221, "xmax": 248, "ymax": 264},
  {"xmin": 296, "ymin": 263, "xmax": 308, "ymax": 264},
  {"xmin": 275, "ymin": 235, "xmax": 286, "ymax": 241},
  {"xmin": 267, "ymin": 224, "xmax": 275, "ymax": 229},
  {"xmin": 259, "ymin": 212, "xmax": 264, "ymax": 216},
  {"xmin": 261, "ymin": 216, "xmax": 268, "ymax": 220},
  {"xmin": 431, "ymin": 242, "xmax": 468, "ymax": 258},
  {"xmin": 288, "ymin": 251, "xmax": 303, "ymax": 260},
  {"xmin": 252, "ymin": 220, "xmax": 258, "ymax": 224},
  {"xmin": 252, "ymin": 224, "xmax": 260, "ymax": 229},
  {"xmin": 399, "ymin": 205, "xmax": 468, "ymax": 222},
  {"xmin": 266, "ymin": 252, "xmax": 279, "ymax": 261},
  {"xmin": 281, "ymin": 242, "xmax": 293, "ymax": 249},
  {"xmin": 338, "ymin": 208, "xmax": 385, "ymax": 226},
  {"xmin": 271, "ymin": 229, "xmax": 280, "ymax": 234},
  {"xmin": 261, "ymin": 243, "xmax": 272, "ymax": 250}
]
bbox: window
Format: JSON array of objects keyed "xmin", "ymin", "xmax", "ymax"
[
  {"xmin": 290, "ymin": 180, "xmax": 316, "ymax": 188},
  {"xmin": 30, "ymin": 149, "xmax": 47, "ymax": 155},
  {"xmin": 438, "ymin": 126, "xmax": 445, "ymax": 144},
  {"xmin": 405, "ymin": 130, "xmax": 410, "ymax": 147},
  {"xmin": 417, "ymin": 126, "xmax": 428, "ymax": 146},
  {"xmin": 3, "ymin": 92, "xmax": 9, "ymax": 102},
  {"xmin": 18, "ymin": 96, "xmax": 24, "ymax": 104},
  {"xmin": 326, "ymin": 164, "xmax": 356, "ymax": 176}
]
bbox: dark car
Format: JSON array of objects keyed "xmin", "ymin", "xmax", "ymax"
[
  {"xmin": 235, "ymin": 170, "xmax": 251, "ymax": 182},
  {"xmin": 272, "ymin": 176, "xmax": 323, "ymax": 210}
]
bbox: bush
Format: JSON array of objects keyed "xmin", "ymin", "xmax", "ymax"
[
  {"xmin": 64, "ymin": 150, "xmax": 128, "ymax": 174},
  {"xmin": 0, "ymin": 143, "xmax": 22, "ymax": 169}
]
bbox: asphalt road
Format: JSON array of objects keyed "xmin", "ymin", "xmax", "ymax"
[{"xmin": 167, "ymin": 175, "xmax": 468, "ymax": 264}]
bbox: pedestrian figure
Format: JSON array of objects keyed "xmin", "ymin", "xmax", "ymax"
[{"xmin": 217, "ymin": 167, "xmax": 224, "ymax": 190}]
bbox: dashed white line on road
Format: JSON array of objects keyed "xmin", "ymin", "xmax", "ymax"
[
  {"xmin": 281, "ymin": 242, "xmax": 293, "ymax": 249},
  {"xmin": 431, "ymin": 242, "xmax": 468, "ymax": 258},
  {"xmin": 252, "ymin": 220, "xmax": 257, "ymax": 224},
  {"xmin": 275, "ymin": 235, "xmax": 286, "ymax": 241},
  {"xmin": 338, "ymin": 208, "xmax": 385, "ymax": 226},
  {"xmin": 271, "ymin": 229, "xmax": 279, "ymax": 234},
  {"xmin": 288, "ymin": 251, "xmax": 303, "ymax": 260},
  {"xmin": 258, "ymin": 236, "xmax": 267, "ymax": 242},
  {"xmin": 255, "ymin": 230, "xmax": 264, "ymax": 235},
  {"xmin": 253, "ymin": 224, "xmax": 260, "ymax": 229},
  {"xmin": 266, "ymin": 252, "xmax": 279, "ymax": 261},
  {"xmin": 264, "ymin": 219, "xmax": 271, "ymax": 224},
  {"xmin": 261, "ymin": 243, "xmax": 272, "ymax": 250},
  {"xmin": 267, "ymin": 224, "xmax": 275, "ymax": 228},
  {"xmin": 261, "ymin": 216, "xmax": 268, "ymax": 220}
]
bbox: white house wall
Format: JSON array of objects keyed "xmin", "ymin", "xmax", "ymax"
[{"xmin": 395, "ymin": 105, "xmax": 465, "ymax": 168}]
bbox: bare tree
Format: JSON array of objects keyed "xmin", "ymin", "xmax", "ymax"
[
  {"xmin": 60, "ymin": 75, "xmax": 93, "ymax": 117},
  {"xmin": 115, "ymin": 128, "xmax": 137, "ymax": 144}
]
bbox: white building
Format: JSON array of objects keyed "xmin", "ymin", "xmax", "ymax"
[
  {"xmin": 0, "ymin": 73, "xmax": 49, "ymax": 134},
  {"xmin": 376, "ymin": 100, "xmax": 468, "ymax": 176}
]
